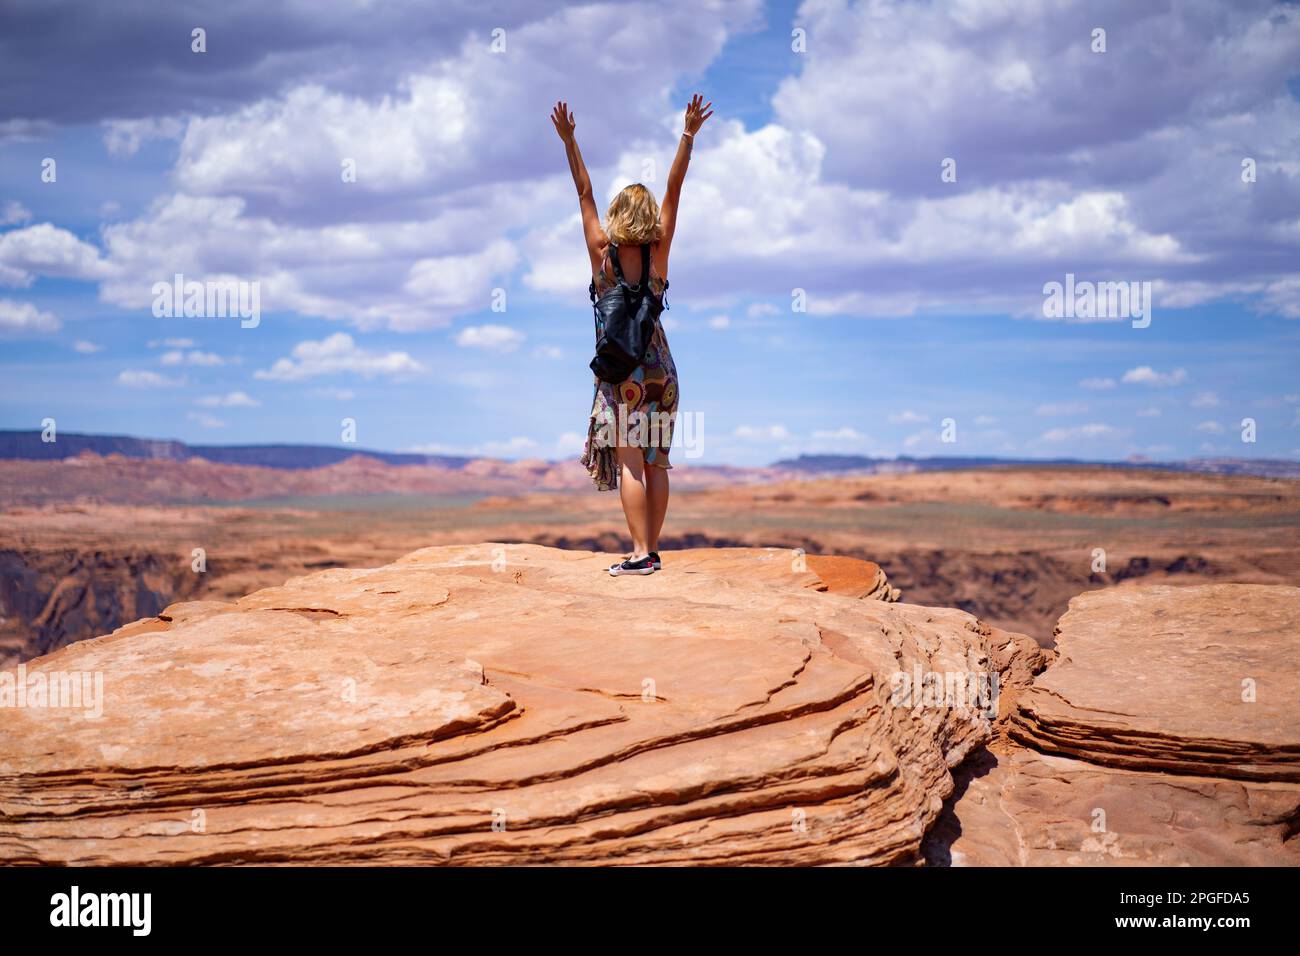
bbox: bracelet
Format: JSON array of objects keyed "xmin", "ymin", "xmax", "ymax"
[{"xmin": 682, "ymin": 131, "xmax": 694, "ymax": 139}]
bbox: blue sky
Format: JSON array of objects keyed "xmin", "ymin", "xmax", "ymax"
[{"xmin": 1, "ymin": 0, "xmax": 1298, "ymax": 467}]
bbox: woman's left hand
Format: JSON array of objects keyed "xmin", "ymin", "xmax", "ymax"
[
  {"xmin": 550, "ymin": 100, "xmax": 576, "ymax": 142},
  {"xmin": 683, "ymin": 93, "xmax": 713, "ymax": 136}
]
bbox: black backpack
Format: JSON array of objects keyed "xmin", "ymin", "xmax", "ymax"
[{"xmin": 588, "ymin": 242, "xmax": 669, "ymax": 384}]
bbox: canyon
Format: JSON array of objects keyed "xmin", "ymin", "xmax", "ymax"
[
  {"xmin": 2, "ymin": 455, "xmax": 1297, "ymax": 865},
  {"xmin": 2, "ymin": 458, "xmax": 1296, "ymax": 665}
]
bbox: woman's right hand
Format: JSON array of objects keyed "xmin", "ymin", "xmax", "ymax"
[{"xmin": 683, "ymin": 93, "xmax": 713, "ymax": 136}]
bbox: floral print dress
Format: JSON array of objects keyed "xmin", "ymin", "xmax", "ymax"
[{"xmin": 580, "ymin": 244, "xmax": 679, "ymax": 491}]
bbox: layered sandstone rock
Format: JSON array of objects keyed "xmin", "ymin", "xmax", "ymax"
[
  {"xmin": 1010, "ymin": 584, "xmax": 1300, "ymax": 781},
  {"xmin": 930, "ymin": 583, "xmax": 1300, "ymax": 865},
  {"xmin": 926, "ymin": 747, "xmax": 1300, "ymax": 866},
  {"xmin": 8, "ymin": 550, "xmax": 1291, "ymax": 867},
  {"xmin": 0, "ymin": 545, "xmax": 1036, "ymax": 866}
]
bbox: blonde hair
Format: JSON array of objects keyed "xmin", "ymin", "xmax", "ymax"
[{"xmin": 603, "ymin": 183, "xmax": 663, "ymax": 245}]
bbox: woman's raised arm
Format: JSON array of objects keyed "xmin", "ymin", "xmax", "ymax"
[
  {"xmin": 658, "ymin": 94, "xmax": 712, "ymax": 267},
  {"xmin": 551, "ymin": 100, "xmax": 605, "ymax": 265}
]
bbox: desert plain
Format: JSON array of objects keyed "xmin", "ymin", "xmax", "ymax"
[{"xmin": 3, "ymin": 453, "xmax": 1296, "ymax": 663}]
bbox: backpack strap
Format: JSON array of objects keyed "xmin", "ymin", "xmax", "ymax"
[
  {"xmin": 643, "ymin": 243, "xmax": 668, "ymax": 309},
  {"xmin": 591, "ymin": 244, "xmax": 619, "ymax": 303},
  {"xmin": 606, "ymin": 242, "xmax": 654, "ymax": 289},
  {"xmin": 607, "ymin": 242, "xmax": 626, "ymax": 284}
]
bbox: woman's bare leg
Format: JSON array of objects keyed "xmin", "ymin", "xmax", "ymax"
[
  {"xmin": 645, "ymin": 463, "xmax": 669, "ymax": 553},
  {"xmin": 616, "ymin": 445, "xmax": 650, "ymax": 557}
]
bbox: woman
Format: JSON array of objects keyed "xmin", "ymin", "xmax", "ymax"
[{"xmin": 551, "ymin": 94, "xmax": 713, "ymax": 576}]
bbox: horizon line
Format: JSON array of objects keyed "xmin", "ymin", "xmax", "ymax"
[{"xmin": 2, "ymin": 428, "xmax": 1296, "ymax": 470}]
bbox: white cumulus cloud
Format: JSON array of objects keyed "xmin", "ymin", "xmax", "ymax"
[
  {"xmin": 1122, "ymin": 366, "xmax": 1189, "ymax": 387},
  {"xmin": 0, "ymin": 298, "xmax": 59, "ymax": 332},
  {"xmin": 455, "ymin": 324, "xmax": 525, "ymax": 352},
  {"xmin": 255, "ymin": 332, "xmax": 424, "ymax": 381}
]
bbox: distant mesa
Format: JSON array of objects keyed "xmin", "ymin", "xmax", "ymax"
[
  {"xmin": 0, "ymin": 430, "xmax": 472, "ymax": 471},
  {"xmin": 2, "ymin": 430, "xmax": 1297, "ymax": 478},
  {"xmin": 772, "ymin": 453, "xmax": 1300, "ymax": 480}
]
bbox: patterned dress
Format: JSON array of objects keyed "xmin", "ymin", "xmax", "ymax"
[{"xmin": 580, "ymin": 243, "xmax": 679, "ymax": 491}]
